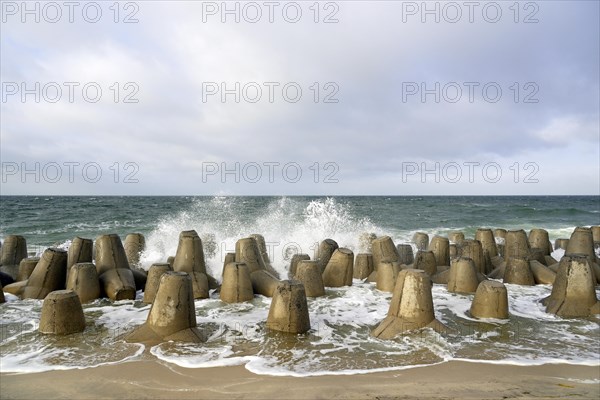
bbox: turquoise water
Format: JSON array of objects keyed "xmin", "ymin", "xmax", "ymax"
[{"xmin": 0, "ymin": 195, "xmax": 599, "ymax": 375}]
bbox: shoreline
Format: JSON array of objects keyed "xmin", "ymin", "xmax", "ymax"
[{"xmin": 2, "ymin": 359, "xmax": 599, "ymax": 399}]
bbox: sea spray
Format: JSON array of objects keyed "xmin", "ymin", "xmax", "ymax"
[{"xmin": 140, "ymin": 197, "xmax": 380, "ymax": 278}]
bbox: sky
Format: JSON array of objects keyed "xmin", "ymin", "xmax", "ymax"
[{"xmin": 1, "ymin": 0, "xmax": 599, "ymax": 195}]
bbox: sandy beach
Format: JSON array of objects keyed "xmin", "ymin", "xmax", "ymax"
[{"xmin": 2, "ymin": 358, "xmax": 599, "ymax": 400}]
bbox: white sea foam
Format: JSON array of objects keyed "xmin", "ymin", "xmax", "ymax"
[
  {"xmin": 243, "ymin": 358, "xmax": 446, "ymax": 377},
  {"xmin": 0, "ymin": 344, "xmax": 145, "ymax": 374},
  {"xmin": 558, "ymin": 377, "xmax": 600, "ymax": 384},
  {"xmin": 2, "ymin": 274, "xmax": 599, "ymax": 375},
  {"xmin": 140, "ymin": 197, "xmax": 380, "ymax": 278},
  {"xmin": 551, "ymin": 248, "xmax": 565, "ymax": 261},
  {"xmin": 0, "ymin": 280, "xmax": 599, "ymax": 376},
  {"xmin": 151, "ymin": 344, "xmax": 260, "ymax": 369},
  {"xmin": 144, "ymin": 280, "xmax": 600, "ymax": 376},
  {"xmin": 2, "ymin": 293, "xmax": 21, "ymax": 303}
]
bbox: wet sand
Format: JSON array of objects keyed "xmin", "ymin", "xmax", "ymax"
[{"xmin": 1, "ymin": 359, "xmax": 599, "ymax": 399}]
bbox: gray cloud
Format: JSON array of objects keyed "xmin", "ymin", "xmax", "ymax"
[{"xmin": 1, "ymin": 1, "xmax": 598, "ymax": 195}]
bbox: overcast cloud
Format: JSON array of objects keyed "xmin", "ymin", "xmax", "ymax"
[{"xmin": 1, "ymin": 1, "xmax": 598, "ymax": 195}]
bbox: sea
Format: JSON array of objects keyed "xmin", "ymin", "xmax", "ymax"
[{"xmin": 1, "ymin": 195, "xmax": 599, "ymax": 376}]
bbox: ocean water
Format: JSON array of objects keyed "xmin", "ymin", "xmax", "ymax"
[{"xmin": 1, "ymin": 196, "xmax": 599, "ymax": 375}]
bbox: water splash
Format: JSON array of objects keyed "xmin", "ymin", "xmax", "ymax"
[{"xmin": 140, "ymin": 197, "xmax": 380, "ymax": 278}]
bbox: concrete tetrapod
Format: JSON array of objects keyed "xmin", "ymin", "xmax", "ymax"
[
  {"xmin": 0, "ymin": 235, "xmax": 27, "ymax": 280},
  {"xmin": 126, "ymin": 272, "xmax": 206, "ymax": 344},
  {"xmin": 67, "ymin": 237, "xmax": 93, "ymax": 280},
  {"xmin": 235, "ymin": 237, "xmax": 267, "ymax": 273},
  {"xmin": 431, "ymin": 269, "xmax": 451, "ymax": 285},
  {"xmin": 39, "ymin": 290, "xmax": 86, "ymax": 335},
  {"xmin": 250, "ymin": 234, "xmax": 270, "ymax": 265},
  {"xmin": 2, "ymin": 280, "xmax": 26, "ymax": 297},
  {"xmin": 372, "ymin": 270, "xmax": 448, "ymax": 339},
  {"xmin": 412, "ymin": 250, "xmax": 437, "ymax": 276},
  {"xmin": 547, "ymin": 263, "xmax": 560, "ymax": 273},
  {"xmin": 542, "ymin": 254, "xmax": 600, "ymax": 317},
  {"xmin": 447, "ymin": 257, "xmax": 479, "ymax": 294},
  {"xmin": 504, "ymin": 230, "xmax": 530, "ymax": 260},
  {"xmin": 448, "ymin": 232, "xmax": 465, "ymax": 244},
  {"xmin": 289, "ymin": 253, "xmax": 310, "ymax": 279},
  {"xmin": 95, "ymin": 234, "xmax": 130, "ymax": 275},
  {"xmin": 250, "ymin": 233, "xmax": 279, "ymax": 278},
  {"xmin": 412, "ymin": 232, "xmax": 429, "ymax": 251},
  {"xmin": 428, "ymin": 236, "xmax": 450, "ymax": 267},
  {"xmin": 353, "ymin": 253, "xmax": 374, "ymax": 280},
  {"xmin": 220, "ymin": 262, "xmax": 254, "ymax": 303},
  {"xmin": 236, "ymin": 237, "xmax": 281, "ymax": 297},
  {"xmin": 23, "ymin": 248, "xmax": 67, "ymax": 300},
  {"xmin": 250, "ymin": 270, "xmax": 280, "ymax": 297},
  {"xmin": 488, "ymin": 256, "xmax": 506, "ymax": 279},
  {"xmin": 369, "ymin": 236, "xmax": 399, "ymax": 283},
  {"xmin": 174, "ymin": 230, "xmax": 216, "ymax": 287},
  {"xmin": 143, "ymin": 263, "xmax": 172, "ymax": 304},
  {"xmin": 173, "ymin": 230, "xmax": 206, "ymax": 273},
  {"xmin": 317, "ymin": 239, "xmax": 339, "ymax": 274},
  {"xmin": 449, "ymin": 244, "xmax": 458, "ymax": 260},
  {"xmin": 189, "ymin": 271, "xmax": 209, "ymax": 300},
  {"xmin": 475, "ymin": 228, "xmax": 497, "ymax": 274},
  {"xmin": 528, "ymin": 248, "xmax": 548, "ymax": 266},
  {"xmin": 476, "ymin": 228, "xmax": 498, "ymax": 258},
  {"xmin": 173, "ymin": 230, "xmax": 216, "ymax": 296},
  {"xmin": 458, "ymin": 240, "xmax": 485, "ymax": 274},
  {"xmin": 222, "ymin": 253, "xmax": 236, "ymax": 276},
  {"xmin": 529, "ymin": 260, "xmax": 556, "ymax": 285},
  {"xmin": 590, "ymin": 261, "xmax": 600, "ymax": 285},
  {"xmin": 322, "ymin": 248, "xmax": 353, "ymax": 287},
  {"xmin": 124, "ymin": 233, "xmax": 146, "ymax": 269},
  {"xmin": 295, "ymin": 260, "xmax": 325, "ymax": 297},
  {"xmin": 99, "ymin": 268, "xmax": 136, "ymax": 301},
  {"xmin": 592, "ymin": 226, "xmax": 600, "ymax": 250},
  {"xmin": 18, "ymin": 257, "xmax": 39, "ymax": 281},
  {"xmin": 565, "ymin": 227, "xmax": 597, "ymax": 263},
  {"xmin": 371, "ymin": 236, "xmax": 399, "ymax": 271},
  {"xmin": 503, "ymin": 257, "xmax": 535, "ymax": 286},
  {"xmin": 66, "ymin": 262, "xmax": 101, "ymax": 303},
  {"xmin": 366, "ymin": 269, "xmax": 378, "ymax": 283},
  {"xmin": 376, "ymin": 260, "xmax": 401, "ymax": 292},
  {"xmin": 469, "ymin": 281, "xmax": 509, "ymax": 319},
  {"xmin": 396, "ymin": 244, "xmax": 414, "ymax": 265},
  {"xmin": 544, "ymin": 255, "xmax": 559, "ymax": 267},
  {"xmin": 528, "ymin": 229, "xmax": 552, "ymax": 256},
  {"xmin": 95, "ymin": 234, "xmax": 136, "ymax": 301},
  {"xmin": 266, "ymin": 280, "xmax": 311, "ymax": 334},
  {"xmin": 491, "ymin": 255, "xmax": 505, "ymax": 269}
]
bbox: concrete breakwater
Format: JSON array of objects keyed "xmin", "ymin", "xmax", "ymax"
[{"xmin": 1, "ymin": 226, "xmax": 599, "ymax": 347}]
